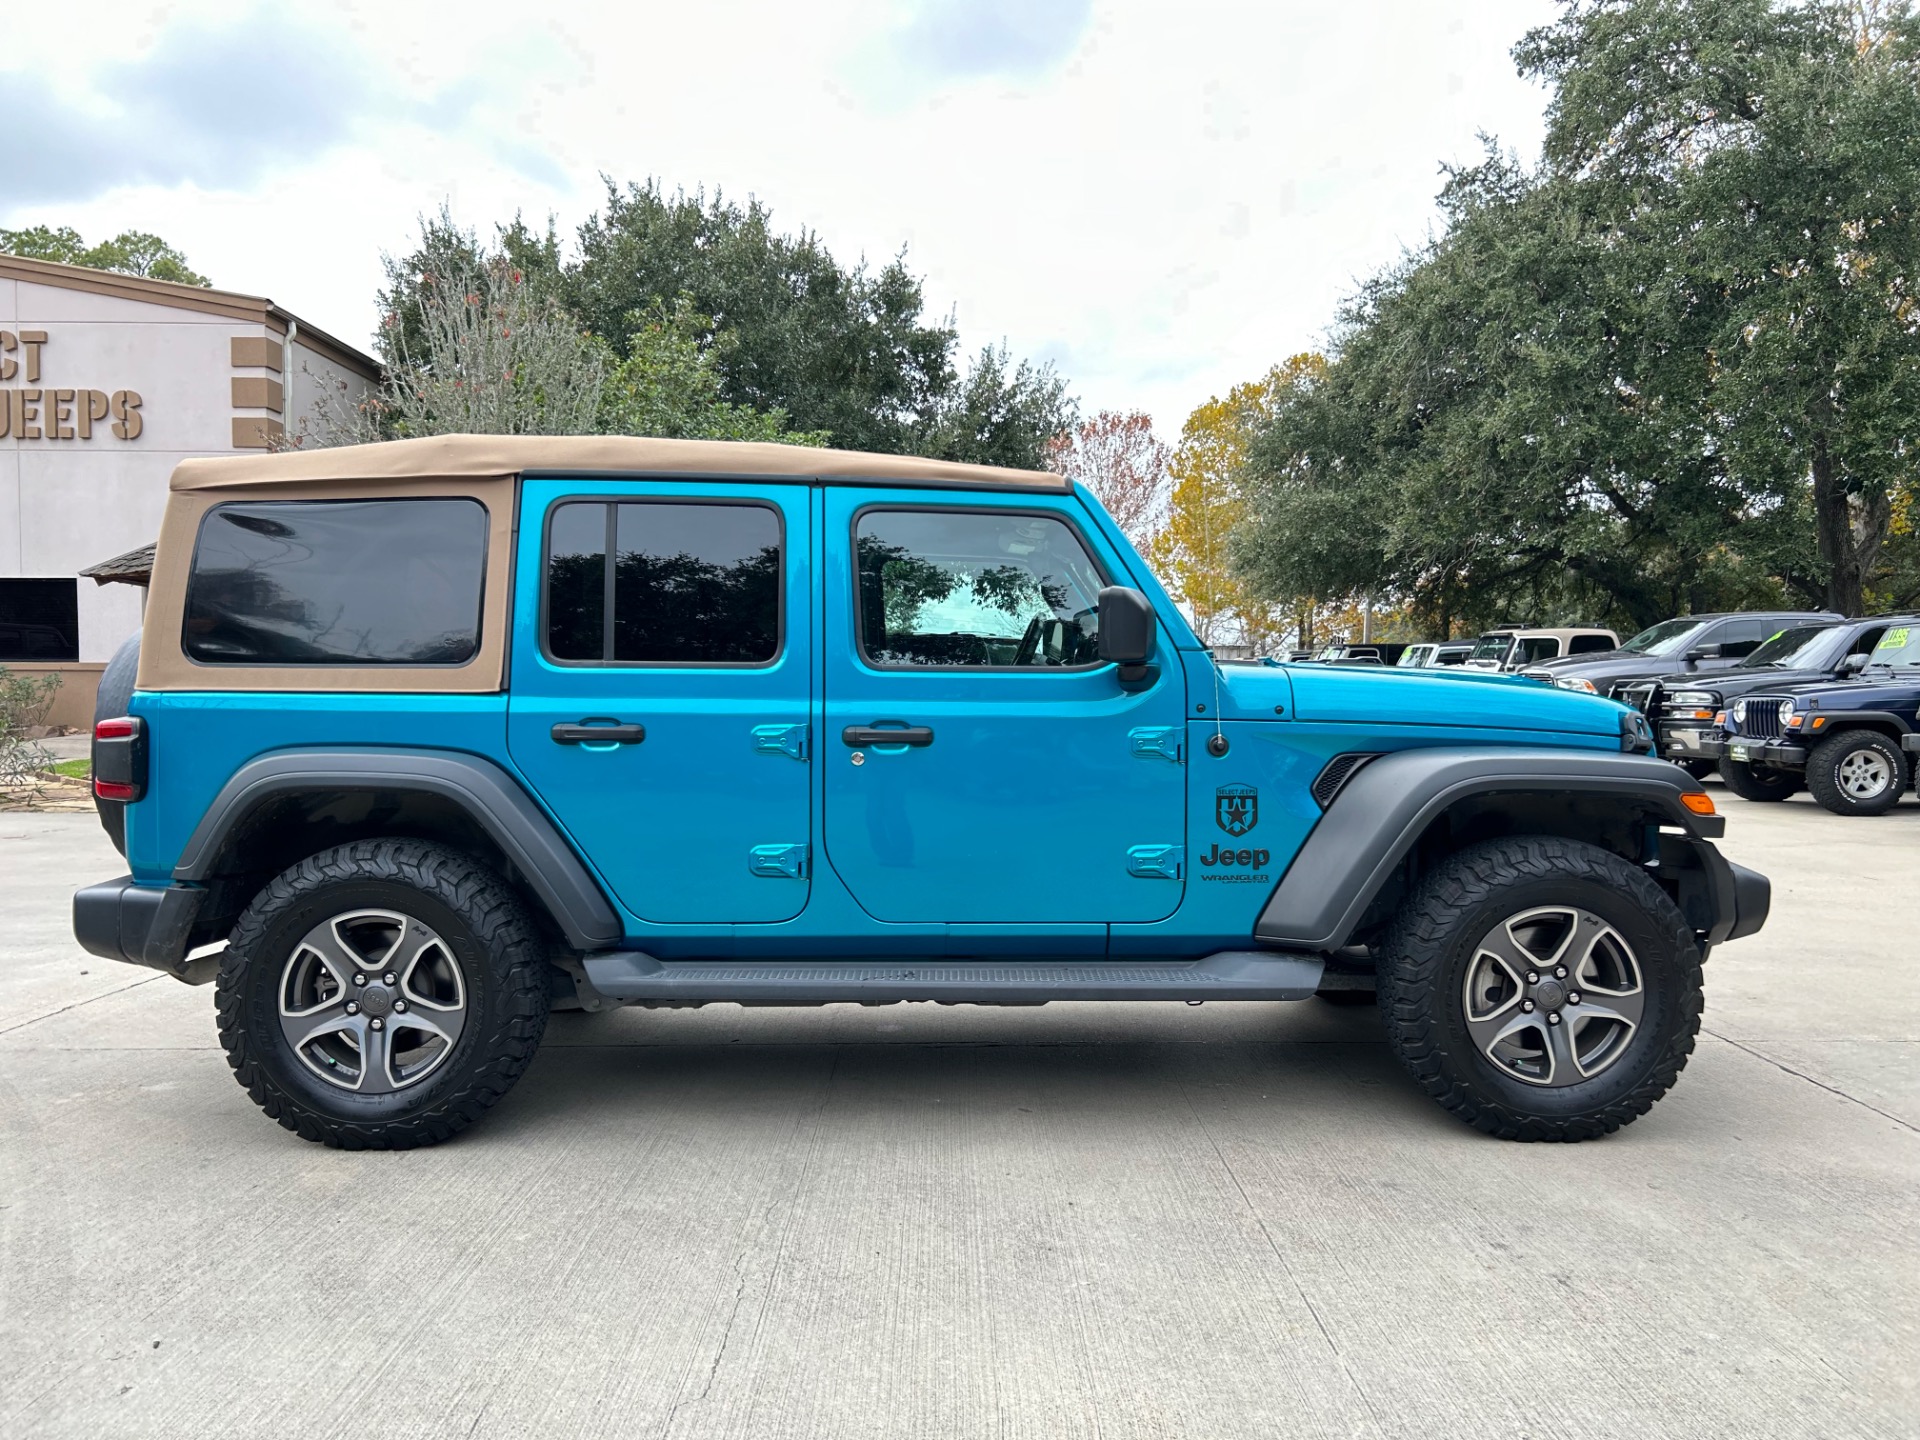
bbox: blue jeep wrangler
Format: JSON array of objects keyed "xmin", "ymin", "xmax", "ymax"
[
  {"xmin": 73, "ymin": 437, "xmax": 1770, "ymax": 1148},
  {"xmin": 1710, "ymin": 620, "xmax": 1920, "ymax": 815}
]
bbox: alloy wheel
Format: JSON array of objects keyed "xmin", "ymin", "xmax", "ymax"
[
  {"xmin": 1461, "ymin": 905, "xmax": 1644, "ymax": 1087},
  {"xmin": 278, "ymin": 909, "xmax": 468, "ymax": 1094},
  {"xmin": 1836, "ymin": 749, "xmax": 1893, "ymax": 800}
]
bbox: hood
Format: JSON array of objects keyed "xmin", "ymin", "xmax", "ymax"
[
  {"xmin": 1526, "ymin": 654, "xmax": 1691, "ymax": 683},
  {"xmin": 1668, "ymin": 666, "xmax": 1831, "ymax": 700},
  {"xmin": 1747, "ymin": 674, "xmax": 1920, "ymax": 707},
  {"xmin": 1220, "ymin": 661, "xmax": 1622, "ymax": 737}
]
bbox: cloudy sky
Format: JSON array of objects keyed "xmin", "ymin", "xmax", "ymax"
[{"xmin": 2, "ymin": 0, "xmax": 1555, "ymax": 435}]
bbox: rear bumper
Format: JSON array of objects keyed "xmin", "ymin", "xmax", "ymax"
[{"xmin": 73, "ymin": 877, "xmax": 212, "ymax": 983}]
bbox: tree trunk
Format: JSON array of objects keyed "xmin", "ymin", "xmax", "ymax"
[{"xmin": 1811, "ymin": 434, "xmax": 1871, "ymax": 615}]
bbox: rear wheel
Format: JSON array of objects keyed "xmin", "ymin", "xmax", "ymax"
[
  {"xmin": 216, "ymin": 839, "xmax": 550, "ymax": 1149},
  {"xmin": 1377, "ymin": 836, "xmax": 1701, "ymax": 1142},
  {"xmin": 1716, "ymin": 757, "xmax": 1801, "ymax": 802},
  {"xmin": 1805, "ymin": 731, "xmax": 1907, "ymax": 817}
]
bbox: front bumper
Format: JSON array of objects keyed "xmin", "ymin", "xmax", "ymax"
[
  {"xmin": 73, "ymin": 877, "xmax": 214, "ymax": 983},
  {"xmin": 1715, "ymin": 739, "xmax": 1808, "ymax": 769},
  {"xmin": 1659, "ymin": 724, "xmax": 1717, "ymax": 759},
  {"xmin": 1904, "ymin": 733, "xmax": 1920, "ymax": 757}
]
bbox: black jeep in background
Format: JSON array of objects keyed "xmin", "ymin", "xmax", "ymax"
[
  {"xmin": 1626, "ymin": 618, "xmax": 1893, "ymax": 785},
  {"xmin": 1706, "ymin": 620, "xmax": 1920, "ymax": 815},
  {"xmin": 1522, "ymin": 610, "xmax": 1838, "ymax": 705}
]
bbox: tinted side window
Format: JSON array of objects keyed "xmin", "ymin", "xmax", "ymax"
[
  {"xmin": 184, "ymin": 500, "xmax": 487, "ymax": 665},
  {"xmin": 1519, "ymin": 636, "xmax": 1562, "ymax": 663},
  {"xmin": 1714, "ymin": 618, "xmax": 1770, "ymax": 658},
  {"xmin": 1568, "ymin": 633, "xmax": 1614, "ymax": 655},
  {"xmin": 855, "ymin": 510, "xmax": 1108, "ymax": 668},
  {"xmin": 546, "ymin": 501, "xmax": 781, "ymax": 665}
]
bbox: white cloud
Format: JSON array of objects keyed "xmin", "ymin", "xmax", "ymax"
[{"xmin": 0, "ymin": 0, "xmax": 1554, "ymax": 437}]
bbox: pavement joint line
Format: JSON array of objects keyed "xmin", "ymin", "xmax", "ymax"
[
  {"xmin": 0, "ymin": 974, "xmax": 166, "ymax": 1037},
  {"xmin": 1704, "ymin": 1027, "xmax": 1919, "ymax": 1136},
  {"xmin": 1176, "ymin": 1080, "xmax": 1388, "ymax": 1437}
]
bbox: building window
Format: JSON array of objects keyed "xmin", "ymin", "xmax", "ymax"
[
  {"xmin": 182, "ymin": 499, "xmax": 488, "ymax": 665},
  {"xmin": 0, "ymin": 579, "xmax": 80, "ymax": 662},
  {"xmin": 545, "ymin": 501, "xmax": 783, "ymax": 666}
]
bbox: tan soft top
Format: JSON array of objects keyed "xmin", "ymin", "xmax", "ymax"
[{"xmin": 169, "ymin": 434, "xmax": 1066, "ymax": 493}]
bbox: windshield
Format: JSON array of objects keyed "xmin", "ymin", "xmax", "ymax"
[
  {"xmin": 1741, "ymin": 624, "xmax": 1840, "ymax": 670},
  {"xmin": 1469, "ymin": 634, "xmax": 1514, "ymax": 662},
  {"xmin": 1866, "ymin": 623, "xmax": 1920, "ymax": 669},
  {"xmin": 1396, "ymin": 646, "xmax": 1429, "ymax": 667},
  {"xmin": 1619, "ymin": 618, "xmax": 1705, "ymax": 656}
]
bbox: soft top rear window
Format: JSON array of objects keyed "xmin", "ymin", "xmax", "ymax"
[{"xmin": 183, "ymin": 498, "xmax": 488, "ymax": 665}]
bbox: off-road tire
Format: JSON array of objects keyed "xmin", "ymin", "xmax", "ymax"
[
  {"xmin": 1804, "ymin": 731, "xmax": 1907, "ymax": 817},
  {"xmin": 216, "ymin": 840, "xmax": 550, "ymax": 1149},
  {"xmin": 91, "ymin": 632, "xmax": 141, "ymax": 855},
  {"xmin": 1716, "ymin": 756, "xmax": 1800, "ymax": 803},
  {"xmin": 1376, "ymin": 836, "xmax": 1702, "ymax": 1142}
]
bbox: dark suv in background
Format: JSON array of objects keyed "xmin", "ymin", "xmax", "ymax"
[
  {"xmin": 1523, "ymin": 611, "xmax": 1838, "ymax": 700},
  {"xmin": 1634, "ymin": 618, "xmax": 1893, "ymax": 783},
  {"xmin": 1707, "ymin": 620, "xmax": 1920, "ymax": 815}
]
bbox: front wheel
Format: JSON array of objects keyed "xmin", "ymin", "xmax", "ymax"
[
  {"xmin": 1377, "ymin": 837, "xmax": 1702, "ymax": 1141},
  {"xmin": 1716, "ymin": 756, "xmax": 1801, "ymax": 802},
  {"xmin": 216, "ymin": 840, "xmax": 551, "ymax": 1149},
  {"xmin": 1805, "ymin": 731, "xmax": 1907, "ymax": 817}
]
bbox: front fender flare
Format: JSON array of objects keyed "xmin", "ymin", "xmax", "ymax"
[{"xmin": 1254, "ymin": 747, "xmax": 1754, "ymax": 951}]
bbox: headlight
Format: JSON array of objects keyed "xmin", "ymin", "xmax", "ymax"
[
  {"xmin": 1780, "ymin": 699, "xmax": 1797, "ymax": 724},
  {"xmin": 1555, "ymin": 677, "xmax": 1598, "ymax": 693},
  {"xmin": 1731, "ymin": 699, "xmax": 1748, "ymax": 723},
  {"xmin": 1668, "ymin": 690, "xmax": 1717, "ymax": 707}
]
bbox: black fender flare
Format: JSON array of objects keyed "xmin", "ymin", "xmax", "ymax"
[
  {"xmin": 1802, "ymin": 711, "xmax": 1913, "ymax": 737},
  {"xmin": 173, "ymin": 748, "xmax": 622, "ymax": 950},
  {"xmin": 1254, "ymin": 747, "xmax": 1765, "ymax": 951}
]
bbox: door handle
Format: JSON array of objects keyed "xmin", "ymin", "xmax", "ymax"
[
  {"xmin": 842, "ymin": 725, "xmax": 934, "ymax": 748},
  {"xmin": 552, "ymin": 721, "xmax": 647, "ymax": 745}
]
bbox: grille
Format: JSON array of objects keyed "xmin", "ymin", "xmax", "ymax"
[
  {"xmin": 1738, "ymin": 699, "xmax": 1784, "ymax": 741},
  {"xmin": 1617, "ymin": 682, "xmax": 1657, "ymax": 713},
  {"xmin": 1312, "ymin": 752, "xmax": 1378, "ymax": 809}
]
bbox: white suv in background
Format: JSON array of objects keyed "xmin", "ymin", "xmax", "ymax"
[{"xmin": 1463, "ymin": 627, "xmax": 1620, "ymax": 672}]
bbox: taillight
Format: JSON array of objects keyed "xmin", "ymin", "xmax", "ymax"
[{"xmin": 93, "ymin": 716, "xmax": 147, "ymax": 803}]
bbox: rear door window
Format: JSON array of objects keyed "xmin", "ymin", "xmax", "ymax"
[
  {"xmin": 183, "ymin": 499, "xmax": 488, "ymax": 665},
  {"xmin": 1568, "ymin": 633, "xmax": 1614, "ymax": 655},
  {"xmin": 1712, "ymin": 618, "xmax": 1770, "ymax": 658},
  {"xmin": 545, "ymin": 500, "xmax": 782, "ymax": 665}
]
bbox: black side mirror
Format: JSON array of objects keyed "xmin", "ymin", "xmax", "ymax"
[
  {"xmin": 1685, "ymin": 643, "xmax": 1723, "ymax": 663},
  {"xmin": 1097, "ymin": 586, "xmax": 1157, "ymax": 687}
]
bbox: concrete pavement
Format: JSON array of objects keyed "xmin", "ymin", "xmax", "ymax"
[{"xmin": 1, "ymin": 793, "xmax": 1915, "ymax": 1438}]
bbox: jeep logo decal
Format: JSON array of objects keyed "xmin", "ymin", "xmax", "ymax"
[{"xmin": 1215, "ymin": 784, "xmax": 1258, "ymax": 837}]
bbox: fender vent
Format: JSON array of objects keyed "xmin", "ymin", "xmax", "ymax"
[{"xmin": 1311, "ymin": 753, "xmax": 1379, "ymax": 809}]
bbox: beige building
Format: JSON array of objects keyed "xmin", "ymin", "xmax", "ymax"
[{"xmin": 0, "ymin": 255, "xmax": 379, "ymax": 726}]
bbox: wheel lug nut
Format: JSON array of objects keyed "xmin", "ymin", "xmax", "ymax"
[
  {"xmin": 1548, "ymin": 1013, "xmax": 1561, "ymax": 1025},
  {"xmin": 383, "ymin": 972, "xmax": 397, "ymax": 986},
  {"xmin": 1526, "ymin": 972, "xmax": 1539, "ymax": 984},
  {"xmin": 394, "ymin": 1000, "xmax": 407, "ymax": 1013},
  {"xmin": 1568, "ymin": 993, "xmax": 1581, "ymax": 1005},
  {"xmin": 353, "ymin": 973, "xmax": 367, "ymax": 987},
  {"xmin": 370, "ymin": 1018, "xmax": 384, "ymax": 1031},
  {"xmin": 1522, "ymin": 999, "xmax": 1536, "ymax": 1013},
  {"xmin": 1555, "ymin": 966, "xmax": 1568, "ymax": 979},
  {"xmin": 345, "ymin": 1001, "xmax": 359, "ymax": 1015}
]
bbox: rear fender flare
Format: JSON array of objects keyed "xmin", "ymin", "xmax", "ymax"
[{"xmin": 174, "ymin": 748, "xmax": 622, "ymax": 950}]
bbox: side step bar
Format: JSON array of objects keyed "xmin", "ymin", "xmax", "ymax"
[{"xmin": 580, "ymin": 950, "xmax": 1326, "ymax": 1005}]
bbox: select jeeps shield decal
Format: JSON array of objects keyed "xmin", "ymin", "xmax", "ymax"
[{"xmin": 1215, "ymin": 783, "xmax": 1258, "ymax": 837}]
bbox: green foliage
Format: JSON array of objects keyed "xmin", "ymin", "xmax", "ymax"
[
  {"xmin": 0, "ymin": 225, "xmax": 210, "ymax": 286},
  {"xmin": 600, "ymin": 300, "xmax": 827, "ymax": 445},
  {"xmin": 1239, "ymin": 0, "xmax": 1920, "ymax": 630},
  {"xmin": 0, "ymin": 667, "xmax": 58, "ymax": 786},
  {"xmin": 380, "ymin": 183, "xmax": 1076, "ymax": 466}
]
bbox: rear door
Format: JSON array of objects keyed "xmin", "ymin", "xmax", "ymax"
[{"xmin": 507, "ymin": 480, "xmax": 813, "ymax": 925}]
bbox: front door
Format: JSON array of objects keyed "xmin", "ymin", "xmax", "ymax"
[
  {"xmin": 820, "ymin": 491, "xmax": 1188, "ymax": 926},
  {"xmin": 508, "ymin": 480, "xmax": 813, "ymax": 925}
]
